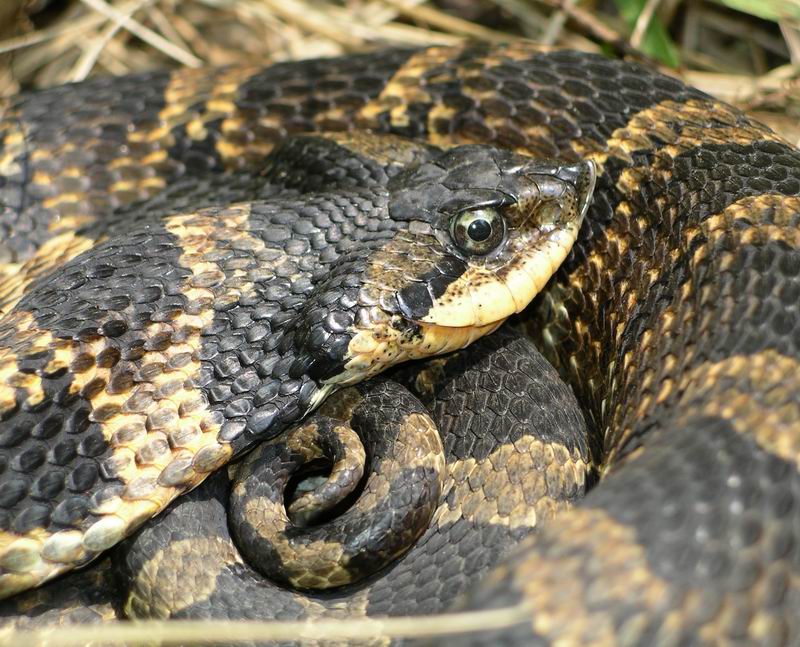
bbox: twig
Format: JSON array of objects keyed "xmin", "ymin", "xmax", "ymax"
[
  {"xmin": 0, "ymin": 605, "xmax": 532, "ymax": 646},
  {"xmin": 78, "ymin": 0, "xmax": 202, "ymax": 67},
  {"xmin": 780, "ymin": 21, "xmax": 800, "ymax": 64},
  {"xmin": 542, "ymin": 0, "xmax": 575, "ymax": 46},
  {"xmin": 325, "ymin": 8, "xmax": 465, "ymax": 46},
  {"xmin": 682, "ymin": 66, "xmax": 798, "ymax": 105},
  {"xmin": 380, "ymin": 0, "xmax": 515, "ymax": 43},
  {"xmin": 146, "ymin": 4, "xmax": 194, "ymax": 56},
  {"xmin": 71, "ymin": 21, "xmax": 126, "ymax": 81},
  {"xmin": 162, "ymin": 5, "xmax": 215, "ymax": 60},
  {"xmin": 10, "ymin": 28, "xmax": 84, "ymax": 80},
  {"xmin": 258, "ymin": 0, "xmax": 365, "ymax": 49},
  {"xmin": 0, "ymin": 0, "xmax": 145, "ymax": 55},
  {"xmin": 536, "ymin": 0, "xmax": 643, "ymax": 59}
]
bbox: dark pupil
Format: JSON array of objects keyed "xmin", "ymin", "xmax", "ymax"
[{"xmin": 467, "ymin": 218, "xmax": 492, "ymax": 242}]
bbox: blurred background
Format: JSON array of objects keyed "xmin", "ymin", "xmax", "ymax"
[{"xmin": 1, "ymin": 0, "xmax": 798, "ymax": 142}]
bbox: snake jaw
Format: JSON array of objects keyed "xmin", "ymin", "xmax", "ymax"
[{"xmin": 322, "ymin": 316, "xmax": 505, "ymax": 393}]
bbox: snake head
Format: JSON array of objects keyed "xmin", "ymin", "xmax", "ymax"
[
  {"xmin": 387, "ymin": 146, "xmax": 596, "ymax": 327},
  {"xmin": 325, "ymin": 145, "xmax": 595, "ymax": 387}
]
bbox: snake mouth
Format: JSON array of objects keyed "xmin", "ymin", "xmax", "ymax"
[
  {"xmin": 396, "ymin": 222, "xmax": 584, "ymax": 329},
  {"xmin": 322, "ymin": 316, "xmax": 507, "ymax": 397},
  {"xmin": 412, "ymin": 317, "xmax": 507, "ymax": 354}
]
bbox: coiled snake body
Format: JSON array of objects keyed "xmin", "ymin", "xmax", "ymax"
[{"xmin": 1, "ymin": 44, "xmax": 800, "ymax": 645}]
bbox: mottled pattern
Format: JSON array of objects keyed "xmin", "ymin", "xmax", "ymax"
[{"xmin": 0, "ymin": 43, "xmax": 799, "ymax": 645}]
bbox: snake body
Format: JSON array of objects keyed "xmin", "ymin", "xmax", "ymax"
[
  {"xmin": 1, "ymin": 43, "xmax": 800, "ymax": 644},
  {"xmin": 0, "ymin": 126, "xmax": 592, "ymax": 598}
]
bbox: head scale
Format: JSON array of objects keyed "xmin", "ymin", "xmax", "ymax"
[{"xmin": 323, "ymin": 144, "xmax": 595, "ymax": 390}]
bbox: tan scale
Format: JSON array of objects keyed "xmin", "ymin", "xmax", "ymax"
[
  {"xmin": 0, "ymin": 203, "xmax": 285, "ymax": 597},
  {"xmin": 0, "ymin": 232, "xmax": 101, "ymax": 316},
  {"xmin": 45, "ymin": 66, "xmax": 268, "ymax": 248},
  {"xmin": 237, "ymin": 409, "xmax": 444, "ymax": 590},
  {"xmin": 147, "ymin": 65, "xmax": 267, "ymax": 169},
  {"xmin": 555, "ymin": 100, "xmax": 789, "ymax": 303},
  {"xmin": 579, "ymin": 99, "xmax": 787, "ymax": 172},
  {"xmin": 356, "ymin": 44, "xmax": 561, "ymax": 157},
  {"xmin": 0, "ymin": 68, "xmax": 264, "ymax": 279},
  {"xmin": 670, "ymin": 351, "xmax": 800, "ymax": 471},
  {"xmin": 439, "ymin": 49, "xmax": 580, "ymax": 158},
  {"xmin": 124, "ymin": 536, "xmax": 243, "ymax": 619},
  {"xmin": 435, "ymin": 437, "xmax": 589, "ymax": 532},
  {"xmin": 282, "ymin": 422, "xmax": 366, "ymax": 524},
  {"xmin": 0, "ymin": 107, "xmax": 29, "ymax": 286},
  {"xmin": 497, "ymin": 506, "xmax": 798, "ymax": 646},
  {"xmin": 492, "ymin": 508, "xmax": 670, "ymax": 646},
  {"xmin": 0, "ymin": 107, "xmax": 25, "ymax": 185},
  {"xmin": 0, "ymin": 558, "xmax": 117, "ymax": 632},
  {"xmin": 532, "ymin": 98, "xmax": 800, "ymax": 459},
  {"xmin": 124, "ymin": 535, "xmax": 372, "ymax": 625},
  {"xmin": 324, "ymin": 131, "xmax": 434, "ymax": 167},
  {"xmin": 356, "ymin": 48, "xmax": 455, "ymax": 131},
  {"xmin": 598, "ymin": 193, "xmax": 800, "ymax": 466}
]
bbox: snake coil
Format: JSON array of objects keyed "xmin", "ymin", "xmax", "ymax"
[{"xmin": 0, "ymin": 44, "xmax": 799, "ymax": 645}]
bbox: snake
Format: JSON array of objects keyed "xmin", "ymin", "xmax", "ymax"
[{"xmin": 0, "ymin": 42, "xmax": 799, "ymax": 645}]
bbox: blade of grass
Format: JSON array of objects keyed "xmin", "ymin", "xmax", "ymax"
[
  {"xmin": 0, "ymin": 604, "xmax": 532, "ymax": 646},
  {"xmin": 630, "ymin": 0, "xmax": 661, "ymax": 48},
  {"xmin": 712, "ymin": 0, "xmax": 800, "ymax": 22},
  {"xmin": 613, "ymin": 0, "xmax": 680, "ymax": 64}
]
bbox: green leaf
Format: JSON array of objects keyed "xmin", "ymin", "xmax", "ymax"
[
  {"xmin": 612, "ymin": 0, "xmax": 681, "ymax": 67},
  {"xmin": 712, "ymin": 0, "xmax": 800, "ymax": 22}
]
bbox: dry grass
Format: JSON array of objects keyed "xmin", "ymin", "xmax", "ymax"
[{"xmin": 0, "ymin": 0, "xmax": 798, "ymax": 145}]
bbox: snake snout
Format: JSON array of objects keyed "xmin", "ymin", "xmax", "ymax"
[
  {"xmin": 562, "ymin": 160, "xmax": 597, "ymax": 221},
  {"xmin": 519, "ymin": 159, "xmax": 596, "ymax": 230},
  {"xmin": 555, "ymin": 161, "xmax": 596, "ymax": 204}
]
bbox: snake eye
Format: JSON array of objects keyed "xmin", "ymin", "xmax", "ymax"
[{"xmin": 450, "ymin": 208, "xmax": 506, "ymax": 256}]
